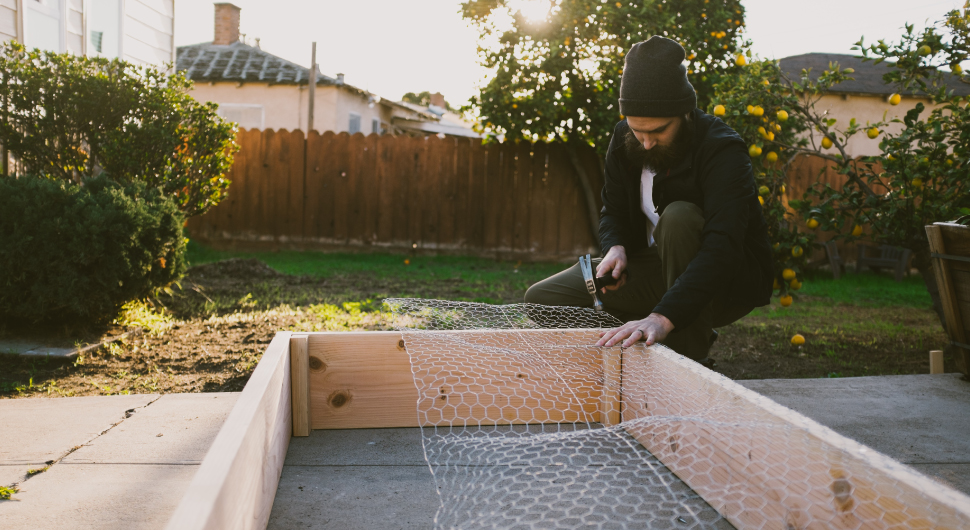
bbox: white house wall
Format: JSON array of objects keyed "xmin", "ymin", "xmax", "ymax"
[
  {"xmin": 189, "ymin": 81, "xmax": 393, "ymax": 134},
  {"xmin": 808, "ymin": 93, "xmax": 943, "ymax": 158},
  {"xmin": 123, "ymin": 0, "xmax": 173, "ymax": 66},
  {"xmin": 66, "ymin": 0, "xmax": 83, "ymax": 54},
  {"xmin": 0, "ymin": 0, "xmax": 18, "ymax": 43}
]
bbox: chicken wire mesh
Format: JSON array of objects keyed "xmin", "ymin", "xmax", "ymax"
[{"xmin": 382, "ymin": 298, "xmax": 970, "ymax": 530}]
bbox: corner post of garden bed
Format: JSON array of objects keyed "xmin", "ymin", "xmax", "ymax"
[{"xmin": 289, "ymin": 333, "xmax": 310, "ymax": 436}]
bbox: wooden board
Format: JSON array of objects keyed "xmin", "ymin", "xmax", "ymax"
[
  {"xmin": 306, "ymin": 330, "xmax": 604, "ymax": 429},
  {"xmin": 289, "ymin": 334, "xmax": 310, "ymax": 437},
  {"xmin": 619, "ymin": 343, "xmax": 970, "ymax": 530},
  {"xmin": 165, "ymin": 332, "xmax": 293, "ymax": 530}
]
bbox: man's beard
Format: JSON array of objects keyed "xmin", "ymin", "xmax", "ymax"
[{"xmin": 624, "ymin": 116, "xmax": 694, "ymax": 173}]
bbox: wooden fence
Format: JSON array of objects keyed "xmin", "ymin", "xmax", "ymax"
[
  {"xmin": 786, "ymin": 154, "xmax": 889, "ymax": 264},
  {"xmin": 188, "ymin": 129, "xmax": 604, "ymax": 261},
  {"xmin": 188, "ymin": 129, "xmax": 880, "ymax": 264}
]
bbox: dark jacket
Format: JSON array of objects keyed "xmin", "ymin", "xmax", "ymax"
[{"xmin": 599, "ymin": 108, "xmax": 773, "ymax": 328}]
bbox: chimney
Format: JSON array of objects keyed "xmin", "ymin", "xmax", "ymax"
[
  {"xmin": 429, "ymin": 92, "xmax": 446, "ymax": 109},
  {"xmin": 336, "ymin": 73, "xmax": 345, "ymax": 84},
  {"xmin": 213, "ymin": 3, "xmax": 241, "ymax": 45}
]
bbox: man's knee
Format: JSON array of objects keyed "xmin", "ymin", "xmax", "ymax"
[
  {"xmin": 655, "ymin": 201, "xmax": 704, "ymax": 243},
  {"xmin": 523, "ymin": 283, "xmax": 545, "ymax": 305}
]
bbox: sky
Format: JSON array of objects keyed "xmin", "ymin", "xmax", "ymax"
[{"xmin": 174, "ymin": 0, "xmax": 965, "ymax": 108}]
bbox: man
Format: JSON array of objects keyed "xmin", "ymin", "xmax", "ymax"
[{"xmin": 524, "ymin": 36, "xmax": 773, "ymax": 363}]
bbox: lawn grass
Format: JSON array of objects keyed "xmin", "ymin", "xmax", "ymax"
[
  {"xmin": 793, "ymin": 269, "xmax": 931, "ymax": 309},
  {"xmin": 187, "ymin": 240, "xmax": 932, "ymax": 310},
  {"xmin": 185, "ymin": 240, "xmax": 570, "ymax": 305}
]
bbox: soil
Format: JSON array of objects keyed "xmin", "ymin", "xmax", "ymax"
[{"xmin": 0, "ymin": 258, "xmax": 956, "ymax": 399}]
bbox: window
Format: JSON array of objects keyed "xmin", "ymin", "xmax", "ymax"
[
  {"xmin": 88, "ymin": 0, "xmax": 121, "ymax": 58},
  {"xmin": 25, "ymin": 0, "xmax": 62, "ymax": 52},
  {"xmin": 348, "ymin": 112, "xmax": 361, "ymax": 134},
  {"xmin": 372, "ymin": 117, "xmax": 381, "ymax": 135},
  {"xmin": 216, "ymin": 104, "xmax": 264, "ymax": 130}
]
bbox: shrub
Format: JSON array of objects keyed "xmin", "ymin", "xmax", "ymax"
[
  {"xmin": 0, "ymin": 175, "xmax": 186, "ymax": 325},
  {"xmin": 0, "ymin": 42, "xmax": 237, "ymax": 217}
]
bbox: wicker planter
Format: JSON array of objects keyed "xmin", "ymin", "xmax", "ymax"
[{"xmin": 926, "ymin": 222, "xmax": 970, "ymax": 376}]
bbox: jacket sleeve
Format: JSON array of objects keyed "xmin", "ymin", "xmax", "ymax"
[
  {"xmin": 599, "ymin": 122, "xmax": 633, "ymax": 254},
  {"xmin": 651, "ymin": 138, "xmax": 757, "ymax": 329}
]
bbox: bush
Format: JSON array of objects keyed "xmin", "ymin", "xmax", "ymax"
[
  {"xmin": 0, "ymin": 42, "xmax": 237, "ymax": 217},
  {"xmin": 0, "ymin": 175, "xmax": 186, "ymax": 325}
]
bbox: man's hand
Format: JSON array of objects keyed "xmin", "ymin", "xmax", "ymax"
[
  {"xmin": 596, "ymin": 245, "xmax": 628, "ymax": 293},
  {"xmin": 596, "ymin": 313, "xmax": 674, "ymax": 348}
]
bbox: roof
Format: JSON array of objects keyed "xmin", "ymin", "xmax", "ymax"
[
  {"xmin": 392, "ymin": 118, "xmax": 482, "ymax": 138},
  {"xmin": 778, "ymin": 53, "xmax": 970, "ymax": 97},
  {"xmin": 176, "ymin": 41, "xmax": 363, "ymax": 94}
]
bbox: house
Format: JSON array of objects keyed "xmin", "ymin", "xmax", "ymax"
[
  {"xmin": 0, "ymin": 0, "xmax": 174, "ymax": 66},
  {"xmin": 394, "ymin": 93, "xmax": 482, "ymax": 138},
  {"xmin": 176, "ymin": 3, "xmax": 447, "ymax": 135},
  {"xmin": 779, "ymin": 52, "xmax": 970, "ymax": 157}
]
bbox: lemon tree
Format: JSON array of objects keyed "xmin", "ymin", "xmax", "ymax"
[
  {"xmin": 707, "ymin": 58, "xmax": 816, "ymax": 300},
  {"xmin": 462, "ymin": 0, "xmax": 747, "ymax": 150},
  {"xmin": 807, "ymin": 5, "xmax": 970, "ymax": 325}
]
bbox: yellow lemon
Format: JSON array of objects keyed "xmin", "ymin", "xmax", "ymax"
[
  {"xmin": 766, "ymin": 151, "xmax": 778, "ymax": 163},
  {"xmin": 791, "ymin": 334, "xmax": 806, "ymax": 345},
  {"xmin": 777, "ymin": 109, "xmax": 789, "ymax": 122},
  {"xmin": 887, "ymin": 153, "xmax": 895, "ymax": 161},
  {"xmin": 762, "ymin": 79, "xmax": 770, "ymax": 86},
  {"xmin": 782, "ymin": 268, "xmax": 796, "ymax": 281},
  {"xmin": 807, "ymin": 218, "xmax": 819, "ymax": 229},
  {"xmin": 736, "ymin": 54, "xmax": 747, "ymax": 66},
  {"xmin": 766, "ymin": 131, "xmax": 775, "ymax": 141},
  {"xmin": 749, "ymin": 145, "xmax": 762, "ymax": 157},
  {"xmin": 780, "ymin": 295, "xmax": 793, "ymax": 307},
  {"xmin": 773, "ymin": 278, "xmax": 780, "ymax": 290},
  {"xmin": 759, "ymin": 196, "xmax": 764, "ymax": 206},
  {"xmin": 773, "ymin": 123, "xmax": 782, "ymax": 132},
  {"xmin": 889, "ymin": 93, "xmax": 901, "ymax": 105},
  {"xmin": 758, "ymin": 126, "xmax": 767, "ymax": 137},
  {"xmin": 758, "ymin": 185, "xmax": 770, "ymax": 196},
  {"xmin": 792, "ymin": 245, "xmax": 804, "ymax": 258},
  {"xmin": 790, "ymin": 279, "xmax": 802, "ymax": 290},
  {"xmin": 867, "ymin": 127, "xmax": 880, "ymax": 139},
  {"xmin": 780, "ymin": 184, "xmax": 786, "ymax": 193},
  {"xmin": 954, "ymin": 64, "xmax": 963, "ymax": 74},
  {"xmin": 918, "ymin": 45, "xmax": 932, "ymax": 56},
  {"xmin": 752, "ymin": 105, "xmax": 764, "ymax": 117},
  {"xmin": 713, "ymin": 104, "xmax": 726, "ymax": 116},
  {"xmin": 946, "ymin": 158, "xmax": 954, "ymax": 166},
  {"xmin": 911, "ymin": 178, "xmax": 923, "ymax": 188},
  {"xmin": 851, "ymin": 224, "xmax": 863, "ymax": 237},
  {"xmin": 746, "ymin": 104, "xmax": 754, "ymax": 114},
  {"xmin": 821, "ymin": 136, "xmax": 833, "ymax": 149}
]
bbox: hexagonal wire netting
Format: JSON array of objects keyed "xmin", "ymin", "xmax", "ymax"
[
  {"xmin": 384, "ymin": 298, "xmax": 729, "ymax": 529},
  {"xmin": 382, "ymin": 298, "xmax": 970, "ymax": 530}
]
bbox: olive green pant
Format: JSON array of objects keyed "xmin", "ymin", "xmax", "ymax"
[{"xmin": 524, "ymin": 201, "xmax": 751, "ymax": 361}]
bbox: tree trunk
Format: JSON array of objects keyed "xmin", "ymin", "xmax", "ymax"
[{"xmin": 566, "ymin": 143, "xmax": 601, "ymax": 254}]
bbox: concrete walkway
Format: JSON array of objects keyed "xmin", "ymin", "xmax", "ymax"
[
  {"xmin": 0, "ymin": 393, "xmax": 238, "ymax": 530},
  {"xmin": 268, "ymin": 373, "xmax": 970, "ymax": 528},
  {"xmin": 739, "ymin": 373, "xmax": 970, "ymax": 495}
]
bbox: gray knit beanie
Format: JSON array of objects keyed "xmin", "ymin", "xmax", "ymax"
[{"xmin": 619, "ymin": 36, "xmax": 697, "ymax": 117}]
